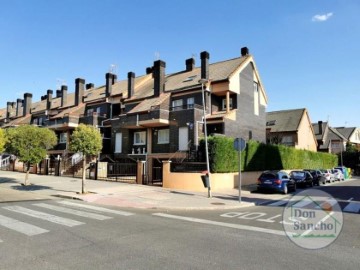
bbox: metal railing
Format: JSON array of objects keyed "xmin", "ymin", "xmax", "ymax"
[{"xmin": 0, "ymin": 156, "xmax": 10, "ymax": 169}]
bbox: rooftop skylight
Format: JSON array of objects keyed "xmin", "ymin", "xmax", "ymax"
[{"xmin": 182, "ymin": 75, "xmax": 197, "ymax": 82}]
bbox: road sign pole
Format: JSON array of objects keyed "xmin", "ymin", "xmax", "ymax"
[{"xmin": 238, "ymin": 147, "xmax": 242, "ymax": 203}]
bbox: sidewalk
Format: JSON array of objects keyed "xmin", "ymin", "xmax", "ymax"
[{"xmin": 0, "ymin": 170, "xmax": 286, "ymax": 210}]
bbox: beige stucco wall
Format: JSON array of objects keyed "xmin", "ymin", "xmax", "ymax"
[
  {"xmin": 162, "ymin": 161, "xmax": 260, "ymax": 192},
  {"xmin": 296, "ymin": 112, "xmax": 317, "ymax": 152}
]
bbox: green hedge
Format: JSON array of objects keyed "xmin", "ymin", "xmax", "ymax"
[{"xmin": 200, "ymin": 136, "xmax": 337, "ymax": 172}]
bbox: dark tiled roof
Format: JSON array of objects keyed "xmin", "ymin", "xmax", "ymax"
[
  {"xmin": 335, "ymin": 127, "xmax": 355, "ymax": 140},
  {"xmin": 312, "ymin": 122, "xmax": 328, "ymax": 140},
  {"xmin": 128, "ymin": 93, "xmax": 171, "ymax": 114},
  {"xmin": 50, "ymin": 102, "xmax": 86, "ymax": 119},
  {"xmin": 0, "ymin": 53, "xmax": 260, "ymax": 120},
  {"xmin": 266, "ymin": 108, "xmax": 306, "ymax": 132},
  {"xmin": 328, "ymin": 127, "xmax": 347, "ymax": 141},
  {"xmin": 2, "ymin": 114, "xmax": 32, "ymax": 127}
]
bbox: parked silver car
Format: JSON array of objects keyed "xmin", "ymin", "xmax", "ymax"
[{"xmin": 332, "ymin": 169, "xmax": 344, "ymax": 181}]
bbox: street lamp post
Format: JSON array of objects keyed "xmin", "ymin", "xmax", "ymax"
[{"xmin": 199, "ymin": 79, "xmax": 211, "ymax": 198}]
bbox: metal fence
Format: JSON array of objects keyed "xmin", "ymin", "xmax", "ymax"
[{"xmin": 98, "ymin": 162, "xmax": 137, "ymax": 183}]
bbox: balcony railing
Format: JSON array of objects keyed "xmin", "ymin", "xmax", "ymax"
[
  {"xmin": 79, "ymin": 112, "xmax": 108, "ymax": 126},
  {"xmin": 44, "ymin": 114, "xmax": 80, "ymax": 128}
]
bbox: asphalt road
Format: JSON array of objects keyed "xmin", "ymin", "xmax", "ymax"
[{"xmin": 0, "ymin": 180, "xmax": 359, "ymax": 269}]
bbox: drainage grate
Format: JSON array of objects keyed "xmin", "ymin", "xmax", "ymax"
[{"xmin": 211, "ymin": 202, "xmax": 225, "ymax": 205}]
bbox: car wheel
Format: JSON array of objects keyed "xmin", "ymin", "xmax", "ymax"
[
  {"xmin": 293, "ymin": 184, "xmax": 297, "ymax": 192},
  {"xmin": 309, "ymin": 181, "xmax": 314, "ymax": 187},
  {"xmin": 283, "ymin": 184, "xmax": 288, "ymax": 195}
]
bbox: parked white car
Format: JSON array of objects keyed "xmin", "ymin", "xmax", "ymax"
[
  {"xmin": 320, "ymin": 169, "xmax": 335, "ymax": 183},
  {"xmin": 331, "ymin": 169, "xmax": 344, "ymax": 181}
]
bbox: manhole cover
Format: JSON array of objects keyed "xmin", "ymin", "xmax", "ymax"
[{"xmin": 211, "ymin": 202, "xmax": 225, "ymax": 205}]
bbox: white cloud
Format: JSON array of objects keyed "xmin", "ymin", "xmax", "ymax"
[{"xmin": 312, "ymin": 12, "xmax": 333, "ymax": 22}]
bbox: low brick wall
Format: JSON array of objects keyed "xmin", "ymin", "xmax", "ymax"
[{"xmin": 162, "ymin": 161, "xmax": 261, "ymax": 192}]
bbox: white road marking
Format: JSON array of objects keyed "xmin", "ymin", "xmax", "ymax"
[
  {"xmin": 343, "ymin": 202, "xmax": 360, "ymax": 213},
  {"xmin": 3, "ymin": 206, "xmax": 84, "ymax": 227},
  {"xmin": 268, "ymin": 200, "xmax": 288, "ymax": 206},
  {"xmin": 291, "ymin": 200, "xmax": 313, "ymax": 208},
  {"xmin": 0, "ymin": 214, "xmax": 49, "ymax": 236},
  {"xmin": 153, "ymin": 213, "xmax": 285, "ymax": 236},
  {"xmin": 57, "ymin": 201, "xmax": 134, "ymax": 216},
  {"xmin": 33, "ymin": 203, "xmax": 113, "ymax": 221}
]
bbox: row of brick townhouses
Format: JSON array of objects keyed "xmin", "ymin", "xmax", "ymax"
[{"xmin": 0, "ymin": 47, "xmax": 268, "ymax": 183}]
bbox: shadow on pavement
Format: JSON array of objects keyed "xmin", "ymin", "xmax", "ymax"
[
  {"xmin": 0, "ymin": 177, "xmax": 18, "ymax": 184},
  {"xmin": 11, "ymin": 185, "xmax": 52, "ymax": 191}
]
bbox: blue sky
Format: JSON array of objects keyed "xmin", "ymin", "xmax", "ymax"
[{"xmin": 0, "ymin": 0, "xmax": 359, "ymax": 127}]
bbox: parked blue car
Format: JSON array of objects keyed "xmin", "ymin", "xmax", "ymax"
[{"xmin": 257, "ymin": 170, "xmax": 296, "ymax": 194}]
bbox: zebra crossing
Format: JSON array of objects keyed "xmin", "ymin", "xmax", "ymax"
[
  {"xmin": 262, "ymin": 197, "xmax": 360, "ymax": 214},
  {"xmin": 0, "ymin": 201, "xmax": 135, "ymax": 243}
]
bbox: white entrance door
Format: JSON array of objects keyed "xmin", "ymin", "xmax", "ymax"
[{"xmin": 179, "ymin": 127, "xmax": 188, "ymax": 151}]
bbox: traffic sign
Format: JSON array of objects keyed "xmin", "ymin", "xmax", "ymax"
[{"xmin": 234, "ymin": 138, "xmax": 246, "ymax": 151}]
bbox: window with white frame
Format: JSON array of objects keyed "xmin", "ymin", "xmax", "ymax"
[
  {"xmin": 222, "ymin": 98, "xmax": 233, "ymax": 110},
  {"xmin": 59, "ymin": 133, "xmax": 67, "ymax": 144},
  {"xmin": 158, "ymin": 129, "xmax": 169, "ymax": 144},
  {"xmin": 187, "ymin": 97, "xmax": 194, "ymax": 109},
  {"xmin": 115, "ymin": 132, "xmax": 122, "ymax": 153},
  {"xmin": 134, "ymin": 131, "xmax": 146, "ymax": 145},
  {"xmin": 172, "ymin": 99, "xmax": 183, "ymax": 111}
]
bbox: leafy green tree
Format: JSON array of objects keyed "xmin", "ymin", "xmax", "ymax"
[
  {"xmin": 69, "ymin": 124, "xmax": 102, "ymax": 194},
  {"xmin": 5, "ymin": 125, "xmax": 57, "ymax": 185},
  {"xmin": 345, "ymin": 142, "xmax": 357, "ymax": 153},
  {"xmin": 0, "ymin": 128, "xmax": 6, "ymax": 153}
]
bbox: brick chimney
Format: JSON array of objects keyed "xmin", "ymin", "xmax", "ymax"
[
  {"xmin": 186, "ymin": 58, "xmax": 195, "ymax": 71},
  {"xmin": 241, "ymin": 47, "xmax": 249, "ymax": 56},
  {"xmin": 46, "ymin": 90, "xmax": 53, "ymax": 110},
  {"xmin": 153, "ymin": 60, "xmax": 166, "ymax": 97},
  {"xmin": 127, "ymin": 72, "xmax": 135, "ymax": 99},
  {"xmin": 146, "ymin": 67, "xmax": 153, "ymax": 75},
  {"xmin": 6, "ymin": 102, "xmax": 12, "ymax": 120},
  {"xmin": 112, "ymin": 74, "xmax": 117, "ymax": 84},
  {"xmin": 56, "ymin": 90, "xmax": 62, "ymax": 98},
  {"xmin": 16, "ymin": 98, "xmax": 23, "ymax": 117},
  {"xmin": 105, "ymin": 73, "xmax": 116, "ymax": 97},
  {"xmin": 61, "ymin": 85, "xmax": 68, "ymax": 107},
  {"xmin": 200, "ymin": 51, "xmax": 210, "ymax": 79},
  {"xmin": 75, "ymin": 78, "xmax": 85, "ymax": 106},
  {"xmin": 318, "ymin": 121, "xmax": 323, "ymax": 135},
  {"xmin": 86, "ymin": 83, "xmax": 94, "ymax": 90},
  {"xmin": 23, "ymin": 93, "xmax": 32, "ymax": 116}
]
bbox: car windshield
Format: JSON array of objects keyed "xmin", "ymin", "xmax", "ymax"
[
  {"xmin": 291, "ymin": 171, "xmax": 305, "ymax": 177},
  {"xmin": 260, "ymin": 173, "xmax": 276, "ymax": 180}
]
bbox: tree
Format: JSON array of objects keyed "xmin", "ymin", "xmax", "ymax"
[
  {"xmin": 69, "ymin": 124, "xmax": 102, "ymax": 194},
  {"xmin": 5, "ymin": 125, "xmax": 57, "ymax": 185},
  {"xmin": 0, "ymin": 128, "xmax": 6, "ymax": 153}
]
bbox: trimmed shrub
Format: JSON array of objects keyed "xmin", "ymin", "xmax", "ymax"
[{"xmin": 200, "ymin": 136, "xmax": 337, "ymax": 172}]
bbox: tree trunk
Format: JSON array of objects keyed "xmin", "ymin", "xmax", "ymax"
[
  {"xmin": 81, "ymin": 155, "xmax": 86, "ymax": 194},
  {"xmin": 24, "ymin": 162, "xmax": 30, "ymax": 186}
]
